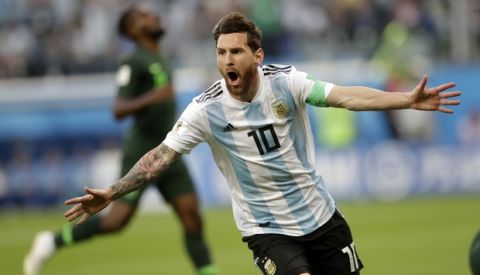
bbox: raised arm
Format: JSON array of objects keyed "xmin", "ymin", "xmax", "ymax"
[
  {"xmin": 64, "ymin": 143, "xmax": 181, "ymax": 224},
  {"xmin": 326, "ymin": 75, "xmax": 461, "ymax": 113}
]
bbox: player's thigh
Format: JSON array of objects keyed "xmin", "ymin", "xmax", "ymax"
[
  {"xmin": 305, "ymin": 211, "xmax": 363, "ymax": 275},
  {"xmin": 243, "ymin": 234, "xmax": 311, "ymax": 275}
]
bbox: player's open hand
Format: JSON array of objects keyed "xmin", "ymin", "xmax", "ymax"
[
  {"xmin": 64, "ymin": 187, "xmax": 113, "ymax": 224},
  {"xmin": 410, "ymin": 75, "xmax": 461, "ymax": 113}
]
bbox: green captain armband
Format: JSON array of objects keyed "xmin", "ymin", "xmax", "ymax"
[{"xmin": 306, "ymin": 80, "xmax": 331, "ymax": 107}]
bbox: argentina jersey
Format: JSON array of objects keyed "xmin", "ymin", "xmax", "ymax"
[{"xmin": 165, "ymin": 64, "xmax": 336, "ymax": 237}]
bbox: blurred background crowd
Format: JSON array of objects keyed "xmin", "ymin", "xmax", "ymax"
[
  {"xmin": 0, "ymin": 0, "xmax": 478, "ymax": 78},
  {"xmin": 0, "ymin": 0, "xmax": 479, "ymax": 208}
]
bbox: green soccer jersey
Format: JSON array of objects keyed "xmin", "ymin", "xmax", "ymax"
[{"xmin": 115, "ymin": 47, "xmax": 176, "ymax": 159}]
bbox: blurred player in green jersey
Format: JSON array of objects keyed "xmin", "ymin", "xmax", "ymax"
[
  {"xmin": 471, "ymin": 230, "xmax": 480, "ymax": 275},
  {"xmin": 24, "ymin": 4, "xmax": 217, "ymax": 275}
]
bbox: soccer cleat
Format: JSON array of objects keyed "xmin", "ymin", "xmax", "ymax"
[{"xmin": 23, "ymin": 231, "xmax": 56, "ymax": 275}]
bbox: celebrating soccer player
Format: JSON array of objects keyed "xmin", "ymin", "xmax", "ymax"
[{"xmin": 62, "ymin": 12, "xmax": 460, "ymax": 275}]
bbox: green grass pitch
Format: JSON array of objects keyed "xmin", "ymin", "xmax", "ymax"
[{"xmin": 1, "ymin": 195, "xmax": 478, "ymax": 275}]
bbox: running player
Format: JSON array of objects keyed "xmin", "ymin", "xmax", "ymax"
[{"xmin": 24, "ymin": 5, "xmax": 217, "ymax": 275}]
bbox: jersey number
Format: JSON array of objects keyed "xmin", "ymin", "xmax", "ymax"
[
  {"xmin": 247, "ymin": 124, "xmax": 280, "ymax": 155},
  {"xmin": 342, "ymin": 242, "xmax": 360, "ymax": 272}
]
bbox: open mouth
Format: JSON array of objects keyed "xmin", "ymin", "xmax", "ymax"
[{"xmin": 227, "ymin": 71, "xmax": 240, "ymax": 85}]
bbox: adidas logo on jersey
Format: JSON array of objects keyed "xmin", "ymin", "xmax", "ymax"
[{"xmin": 222, "ymin": 123, "xmax": 236, "ymax": 132}]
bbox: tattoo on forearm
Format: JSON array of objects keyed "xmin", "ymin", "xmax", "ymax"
[
  {"xmin": 111, "ymin": 143, "xmax": 174, "ymax": 199},
  {"xmin": 158, "ymin": 143, "xmax": 170, "ymax": 154}
]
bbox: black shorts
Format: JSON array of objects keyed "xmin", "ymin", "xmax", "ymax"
[{"xmin": 242, "ymin": 209, "xmax": 363, "ymax": 275}]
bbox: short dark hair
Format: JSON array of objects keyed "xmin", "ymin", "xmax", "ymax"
[
  {"xmin": 118, "ymin": 5, "xmax": 136, "ymax": 38},
  {"xmin": 212, "ymin": 12, "xmax": 262, "ymax": 51}
]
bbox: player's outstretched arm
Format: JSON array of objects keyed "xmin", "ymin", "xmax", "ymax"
[
  {"xmin": 327, "ymin": 75, "xmax": 461, "ymax": 112},
  {"xmin": 64, "ymin": 143, "xmax": 181, "ymax": 224}
]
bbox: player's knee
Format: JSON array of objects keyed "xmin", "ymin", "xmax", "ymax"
[
  {"xmin": 182, "ymin": 212, "xmax": 203, "ymax": 234},
  {"xmin": 101, "ymin": 216, "xmax": 130, "ymax": 233},
  {"xmin": 109, "ymin": 221, "xmax": 128, "ymax": 233}
]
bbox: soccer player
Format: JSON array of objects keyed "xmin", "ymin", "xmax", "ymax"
[
  {"xmin": 62, "ymin": 12, "xmax": 461, "ymax": 275},
  {"xmin": 23, "ymin": 5, "xmax": 217, "ymax": 275}
]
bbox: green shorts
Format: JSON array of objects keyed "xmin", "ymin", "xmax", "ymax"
[{"xmin": 118, "ymin": 154, "xmax": 196, "ymax": 205}]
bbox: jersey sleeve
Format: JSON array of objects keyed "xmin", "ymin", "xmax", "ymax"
[
  {"xmin": 290, "ymin": 68, "xmax": 334, "ymax": 107},
  {"xmin": 115, "ymin": 58, "xmax": 140, "ymax": 97},
  {"xmin": 149, "ymin": 55, "xmax": 172, "ymax": 89},
  {"xmin": 163, "ymin": 101, "xmax": 207, "ymax": 154}
]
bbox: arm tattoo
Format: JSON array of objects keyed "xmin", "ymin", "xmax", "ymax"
[{"xmin": 110, "ymin": 143, "xmax": 176, "ymax": 200}]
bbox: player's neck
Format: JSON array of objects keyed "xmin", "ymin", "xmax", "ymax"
[{"xmin": 137, "ymin": 39, "xmax": 160, "ymax": 53}]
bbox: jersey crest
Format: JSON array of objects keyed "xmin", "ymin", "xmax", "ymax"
[{"xmin": 271, "ymin": 100, "xmax": 289, "ymax": 118}]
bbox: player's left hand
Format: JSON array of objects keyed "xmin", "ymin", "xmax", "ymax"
[
  {"xmin": 64, "ymin": 187, "xmax": 113, "ymax": 224},
  {"xmin": 410, "ymin": 75, "xmax": 461, "ymax": 113}
]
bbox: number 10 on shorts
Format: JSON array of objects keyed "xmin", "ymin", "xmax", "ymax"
[{"xmin": 342, "ymin": 242, "xmax": 360, "ymax": 272}]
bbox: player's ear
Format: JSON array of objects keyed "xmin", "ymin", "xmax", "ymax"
[{"xmin": 254, "ymin": 48, "xmax": 264, "ymax": 66}]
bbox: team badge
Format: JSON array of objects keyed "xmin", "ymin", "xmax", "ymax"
[
  {"xmin": 264, "ymin": 258, "xmax": 277, "ymax": 275},
  {"xmin": 254, "ymin": 256, "xmax": 277, "ymax": 275},
  {"xmin": 272, "ymin": 100, "xmax": 289, "ymax": 118}
]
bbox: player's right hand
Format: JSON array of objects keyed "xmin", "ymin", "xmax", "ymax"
[{"xmin": 64, "ymin": 187, "xmax": 113, "ymax": 224}]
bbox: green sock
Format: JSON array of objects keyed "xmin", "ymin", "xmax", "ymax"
[
  {"xmin": 197, "ymin": 264, "xmax": 218, "ymax": 275},
  {"xmin": 54, "ymin": 215, "xmax": 102, "ymax": 248},
  {"xmin": 185, "ymin": 232, "xmax": 216, "ymax": 274}
]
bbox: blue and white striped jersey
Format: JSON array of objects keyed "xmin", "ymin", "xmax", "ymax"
[{"xmin": 164, "ymin": 64, "xmax": 336, "ymax": 237}]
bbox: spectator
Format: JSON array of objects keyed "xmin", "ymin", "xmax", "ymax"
[
  {"xmin": 4, "ymin": 143, "xmax": 37, "ymax": 207},
  {"xmin": 457, "ymin": 108, "xmax": 480, "ymax": 146},
  {"xmin": 33, "ymin": 146, "xmax": 67, "ymax": 205}
]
